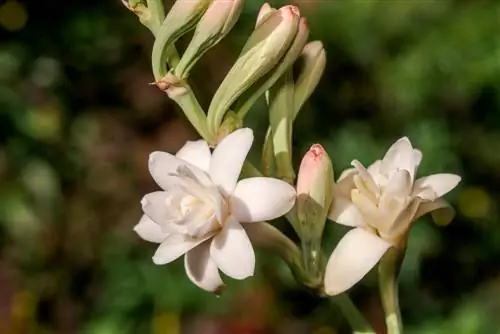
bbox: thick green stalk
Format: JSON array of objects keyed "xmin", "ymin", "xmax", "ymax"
[
  {"xmin": 333, "ymin": 294, "xmax": 376, "ymax": 334},
  {"xmin": 379, "ymin": 247, "xmax": 404, "ymax": 334},
  {"xmin": 146, "ymin": 0, "xmax": 165, "ymax": 32}
]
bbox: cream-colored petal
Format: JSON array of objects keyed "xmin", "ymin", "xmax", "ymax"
[
  {"xmin": 148, "ymin": 152, "xmax": 186, "ymax": 190},
  {"xmin": 414, "ymin": 174, "xmax": 461, "ymax": 198},
  {"xmin": 210, "ymin": 217, "xmax": 255, "ymax": 279},
  {"xmin": 338, "ymin": 167, "xmax": 357, "ymax": 182},
  {"xmin": 351, "ymin": 189, "xmax": 381, "ymax": 221},
  {"xmin": 324, "ymin": 228, "xmax": 391, "ymax": 295},
  {"xmin": 382, "ymin": 169, "xmax": 412, "ymax": 198},
  {"xmin": 380, "ymin": 137, "xmax": 419, "ymax": 179},
  {"xmin": 152, "ymin": 233, "xmax": 213, "ymax": 265},
  {"xmin": 184, "ymin": 241, "xmax": 224, "ymax": 293},
  {"xmin": 328, "ymin": 196, "xmax": 365, "ymax": 227},
  {"xmin": 175, "ymin": 140, "xmax": 212, "ymax": 172},
  {"xmin": 134, "ymin": 215, "xmax": 169, "ymax": 243},
  {"xmin": 209, "ymin": 128, "xmax": 253, "ymax": 195},
  {"xmin": 231, "ymin": 177, "xmax": 296, "ymax": 222},
  {"xmin": 414, "ymin": 198, "xmax": 455, "ymax": 226},
  {"xmin": 351, "ymin": 160, "xmax": 379, "ymax": 196}
]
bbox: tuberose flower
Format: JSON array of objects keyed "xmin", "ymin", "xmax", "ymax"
[
  {"xmin": 134, "ymin": 128, "xmax": 296, "ymax": 292},
  {"xmin": 324, "ymin": 137, "xmax": 461, "ymax": 295}
]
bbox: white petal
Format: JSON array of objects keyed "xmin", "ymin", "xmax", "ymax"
[
  {"xmin": 381, "ymin": 169, "xmax": 412, "ymax": 199},
  {"xmin": 414, "ymin": 198, "xmax": 455, "ymax": 226},
  {"xmin": 141, "ymin": 192, "xmax": 177, "ymax": 228},
  {"xmin": 231, "ymin": 177, "xmax": 296, "ymax": 222},
  {"xmin": 148, "ymin": 151, "xmax": 185, "ymax": 190},
  {"xmin": 338, "ymin": 167, "xmax": 356, "ymax": 181},
  {"xmin": 209, "ymin": 128, "xmax": 253, "ymax": 195},
  {"xmin": 328, "ymin": 197, "xmax": 365, "ymax": 227},
  {"xmin": 324, "ymin": 228, "xmax": 391, "ymax": 295},
  {"xmin": 134, "ymin": 215, "xmax": 169, "ymax": 243},
  {"xmin": 414, "ymin": 174, "xmax": 461, "ymax": 198},
  {"xmin": 184, "ymin": 241, "xmax": 224, "ymax": 293},
  {"xmin": 380, "ymin": 137, "xmax": 419, "ymax": 179},
  {"xmin": 152, "ymin": 233, "xmax": 213, "ymax": 265},
  {"xmin": 351, "ymin": 160, "xmax": 379, "ymax": 196},
  {"xmin": 175, "ymin": 140, "xmax": 212, "ymax": 172},
  {"xmin": 210, "ymin": 217, "xmax": 255, "ymax": 279}
]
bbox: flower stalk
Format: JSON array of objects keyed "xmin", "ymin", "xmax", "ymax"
[
  {"xmin": 379, "ymin": 247, "xmax": 405, "ymax": 334},
  {"xmin": 332, "ymin": 294, "xmax": 376, "ymax": 334}
]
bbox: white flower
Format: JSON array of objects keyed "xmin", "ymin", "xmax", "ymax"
[
  {"xmin": 134, "ymin": 128, "xmax": 296, "ymax": 292},
  {"xmin": 324, "ymin": 137, "xmax": 461, "ymax": 295}
]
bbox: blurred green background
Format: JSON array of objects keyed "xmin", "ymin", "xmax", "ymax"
[{"xmin": 1, "ymin": 0, "xmax": 500, "ymax": 333}]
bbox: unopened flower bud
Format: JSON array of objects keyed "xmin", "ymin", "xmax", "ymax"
[
  {"xmin": 207, "ymin": 5, "xmax": 300, "ymax": 134},
  {"xmin": 293, "ymin": 41, "xmax": 326, "ymax": 120},
  {"xmin": 256, "ymin": 3, "xmax": 275, "ymax": 27},
  {"xmin": 234, "ymin": 16, "xmax": 309, "ymax": 119},
  {"xmin": 268, "ymin": 70, "xmax": 295, "ymax": 183},
  {"xmin": 175, "ymin": 0, "xmax": 244, "ymax": 78},
  {"xmin": 151, "ymin": 0, "xmax": 213, "ymax": 80},
  {"xmin": 296, "ymin": 144, "xmax": 334, "ymax": 239}
]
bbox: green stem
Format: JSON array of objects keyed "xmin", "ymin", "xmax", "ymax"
[
  {"xmin": 379, "ymin": 247, "xmax": 404, "ymax": 334},
  {"xmin": 333, "ymin": 294, "xmax": 376, "ymax": 334},
  {"xmin": 146, "ymin": 0, "xmax": 165, "ymax": 33},
  {"xmin": 169, "ymin": 86, "xmax": 213, "ymax": 143},
  {"xmin": 299, "ymin": 238, "xmax": 322, "ymax": 288}
]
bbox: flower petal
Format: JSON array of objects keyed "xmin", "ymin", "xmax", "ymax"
[
  {"xmin": 414, "ymin": 198, "xmax": 455, "ymax": 226},
  {"xmin": 184, "ymin": 240, "xmax": 224, "ymax": 293},
  {"xmin": 231, "ymin": 177, "xmax": 296, "ymax": 222},
  {"xmin": 209, "ymin": 128, "xmax": 253, "ymax": 195},
  {"xmin": 414, "ymin": 174, "xmax": 461, "ymax": 199},
  {"xmin": 380, "ymin": 137, "xmax": 420, "ymax": 180},
  {"xmin": 134, "ymin": 215, "xmax": 169, "ymax": 243},
  {"xmin": 153, "ymin": 233, "xmax": 213, "ymax": 265},
  {"xmin": 328, "ymin": 197, "xmax": 365, "ymax": 227},
  {"xmin": 324, "ymin": 228, "xmax": 391, "ymax": 295},
  {"xmin": 210, "ymin": 217, "xmax": 255, "ymax": 279},
  {"xmin": 148, "ymin": 152, "xmax": 186, "ymax": 190},
  {"xmin": 175, "ymin": 140, "xmax": 212, "ymax": 172},
  {"xmin": 141, "ymin": 192, "xmax": 179, "ymax": 231}
]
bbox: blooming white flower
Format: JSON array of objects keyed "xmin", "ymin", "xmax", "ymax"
[
  {"xmin": 324, "ymin": 137, "xmax": 461, "ymax": 295},
  {"xmin": 134, "ymin": 128, "xmax": 296, "ymax": 292}
]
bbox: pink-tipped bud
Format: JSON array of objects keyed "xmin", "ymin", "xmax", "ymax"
[
  {"xmin": 296, "ymin": 144, "xmax": 334, "ymax": 239},
  {"xmin": 256, "ymin": 3, "xmax": 275, "ymax": 27}
]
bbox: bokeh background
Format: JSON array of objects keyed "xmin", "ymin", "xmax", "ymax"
[{"xmin": 1, "ymin": 0, "xmax": 500, "ymax": 333}]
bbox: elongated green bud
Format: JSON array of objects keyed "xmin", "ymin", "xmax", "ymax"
[
  {"xmin": 234, "ymin": 16, "xmax": 309, "ymax": 119},
  {"xmin": 293, "ymin": 41, "xmax": 326, "ymax": 119},
  {"xmin": 206, "ymin": 5, "xmax": 300, "ymax": 134},
  {"xmin": 151, "ymin": 0, "xmax": 213, "ymax": 80},
  {"xmin": 268, "ymin": 70, "xmax": 295, "ymax": 183},
  {"xmin": 175, "ymin": 0, "xmax": 244, "ymax": 78}
]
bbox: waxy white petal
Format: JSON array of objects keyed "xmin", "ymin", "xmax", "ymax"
[
  {"xmin": 210, "ymin": 217, "xmax": 255, "ymax": 279},
  {"xmin": 175, "ymin": 140, "xmax": 212, "ymax": 172},
  {"xmin": 185, "ymin": 240, "xmax": 224, "ymax": 293},
  {"xmin": 209, "ymin": 128, "xmax": 253, "ymax": 195},
  {"xmin": 141, "ymin": 192, "xmax": 179, "ymax": 228},
  {"xmin": 153, "ymin": 233, "xmax": 213, "ymax": 265},
  {"xmin": 148, "ymin": 152, "xmax": 186, "ymax": 190},
  {"xmin": 414, "ymin": 198, "xmax": 455, "ymax": 226},
  {"xmin": 414, "ymin": 174, "xmax": 461, "ymax": 199},
  {"xmin": 381, "ymin": 137, "xmax": 420, "ymax": 180},
  {"xmin": 231, "ymin": 177, "xmax": 296, "ymax": 222},
  {"xmin": 134, "ymin": 215, "xmax": 169, "ymax": 243},
  {"xmin": 324, "ymin": 228, "xmax": 391, "ymax": 295},
  {"xmin": 328, "ymin": 197, "xmax": 365, "ymax": 227}
]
